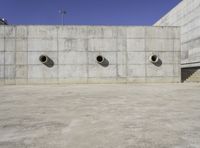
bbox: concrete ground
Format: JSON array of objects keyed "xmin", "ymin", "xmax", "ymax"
[{"xmin": 0, "ymin": 84, "xmax": 200, "ymax": 148}]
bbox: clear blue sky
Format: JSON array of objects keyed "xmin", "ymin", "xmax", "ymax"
[{"xmin": 0, "ymin": 0, "xmax": 181, "ymax": 25}]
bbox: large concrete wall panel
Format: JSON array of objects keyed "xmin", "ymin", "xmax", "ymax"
[
  {"xmin": 127, "ymin": 39, "xmax": 145, "ymax": 51},
  {"xmin": 4, "ymin": 26, "xmax": 15, "ymax": 38},
  {"xmin": 146, "ymin": 39, "xmax": 174, "ymax": 52},
  {"xmin": 58, "ymin": 26, "xmax": 88, "ymax": 38},
  {"xmin": 28, "ymin": 26, "xmax": 57, "ymax": 38},
  {"xmin": 127, "ymin": 27, "xmax": 145, "ymax": 38},
  {"xmin": 58, "ymin": 39, "xmax": 87, "ymax": 52},
  {"xmin": 88, "ymin": 39, "xmax": 118, "ymax": 51},
  {"xmin": 28, "ymin": 39, "xmax": 57, "ymax": 52},
  {"xmin": 59, "ymin": 52, "xmax": 87, "ymax": 65},
  {"xmin": 28, "ymin": 65, "xmax": 58, "ymax": 79}
]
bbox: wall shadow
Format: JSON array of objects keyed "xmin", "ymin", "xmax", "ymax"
[
  {"xmin": 153, "ymin": 59, "xmax": 162, "ymax": 67},
  {"xmin": 181, "ymin": 68, "xmax": 199, "ymax": 82}
]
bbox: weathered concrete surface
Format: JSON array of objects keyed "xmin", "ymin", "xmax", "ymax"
[
  {"xmin": 0, "ymin": 84, "xmax": 200, "ymax": 147},
  {"xmin": 0, "ymin": 26, "xmax": 181, "ymax": 84}
]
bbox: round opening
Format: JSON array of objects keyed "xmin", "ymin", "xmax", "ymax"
[
  {"xmin": 151, "ymin": 55, "xmax": 158, "ymax": 62},
  {"xmin": 96, "ymin": 55, "xmax": 104, "ymax": 63},
  {"xmin": 39, "ymin": 55, "xmax": 47, "ymax": 63}
]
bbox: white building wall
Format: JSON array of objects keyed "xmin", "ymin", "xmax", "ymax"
[{"xmin": 154, "ymin": 0, "xmax": 200, "ymax": 68}]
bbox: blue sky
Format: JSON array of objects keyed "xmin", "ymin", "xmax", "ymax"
[{"xmin": 0, "ymin": 0, "xmax": 181, "ymax": 25}]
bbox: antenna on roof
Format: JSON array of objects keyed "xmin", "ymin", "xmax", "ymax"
[{"xmin": 59, "ymin": 10, "xmax": 67, "ymax": 25}]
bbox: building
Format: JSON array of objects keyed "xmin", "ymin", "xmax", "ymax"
[
  {"xmin": 155, "ymin": 0, "xmax": 200, "ymax": 82},
  {"xmin": 0, "ymin": 0, "xmax": 199, "ymax": 85}
]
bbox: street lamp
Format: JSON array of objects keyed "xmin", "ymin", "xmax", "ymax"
[{"xmin": 59, "ymin": 10, "xmax": 66, "ymax": 25}]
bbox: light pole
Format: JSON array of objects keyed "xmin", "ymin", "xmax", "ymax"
[{"xmin": 59, "ymin": 10, "xmax": 66, "ymax": 25}]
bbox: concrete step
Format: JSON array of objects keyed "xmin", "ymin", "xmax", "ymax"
[
  {"xmin": 187, "ymin": 77, "xmax": 200, "ymax": 80},
  {"xmin": 185, "ymin": 80, "xmax": 200, "ymax": 83}
]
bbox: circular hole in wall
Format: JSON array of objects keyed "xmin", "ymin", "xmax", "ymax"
[
  {"xmin": 151, "ymin": 55, "xmax": 158, "ymax": 62},
  {"xmin": 39, "ymin": 55, "xmax": 47, "ymax": 63},
  {"xmin": 96, "ymin": 55, "xmax": 104, "ymax": 63}
]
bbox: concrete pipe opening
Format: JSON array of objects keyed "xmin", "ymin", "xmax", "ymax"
[
  {"xmin": 96, "ymin": 55, "xmax": 104, "ymax": 64},
  {"xmin": 39, "ymin": 55, "xmax": 48, "ymax": 64},
  {"xmin": 149, "ymin": 55, "xmax": 159, "ymax": 63}
]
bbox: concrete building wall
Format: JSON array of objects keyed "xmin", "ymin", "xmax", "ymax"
[
  {"xmin": 154, "ymin": 0, "xmax": 200, "ymax": 68},
  {"xmin": 0, "ymin": 25, "xmax": 180, "ymax": 84}
]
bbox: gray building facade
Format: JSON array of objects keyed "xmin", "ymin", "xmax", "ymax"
[
  {"xmin": 155, "ymin": 0, "xmax": 200, "ymax": 68},
  {"xmin": 155, "ymin": 0, "xmax": 200, "ymax": 82}
]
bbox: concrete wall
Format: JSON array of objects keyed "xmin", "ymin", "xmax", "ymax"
[
  {"xmin": 0, "ymin": 25, "xmax": 180, "ymax": 84},
  {"xmin": 154, "ymin": 0, "xmax": 200, "ymax": 68}
]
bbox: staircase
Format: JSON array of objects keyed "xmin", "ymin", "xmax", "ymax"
[{"xmin": 182, "ymin": 68, "xmax": 200, "ymax": 83}]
